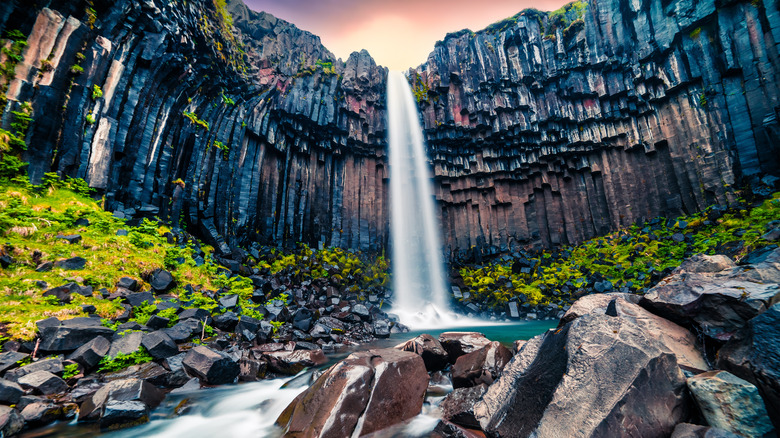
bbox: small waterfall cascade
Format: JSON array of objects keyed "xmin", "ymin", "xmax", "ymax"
[{"xmin": 387, "ymin": 70, "xmax": 452, "ymax": 327}]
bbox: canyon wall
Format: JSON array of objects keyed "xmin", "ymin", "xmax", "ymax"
[
  {"xmin": 0, "ymin": 0, "xmax": 387, "ymax": 255},
  {"xmin": 412, "ymin": 0, "xmax": 780, "ymax": 257},
  {"xmin": 1, "ymin": 0, "xmax": 779, "ymax": 258}
]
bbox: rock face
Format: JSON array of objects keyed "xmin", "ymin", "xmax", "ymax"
[
  {"xmin": 686, "ymin": 370, "xmax": 774, "ymax": 437},
  {"xmin": 276, "ymin": 348, "xmax": 428, "ymax": 437},
  {"xmin": 411, "ymin": 0, "xmax": 780, "ymax": 257},
  {"xmin": 3, "ymin": 0, "xmax": 778, "ymax": 257},
  {"xmin": 473, "ymin": 314, "xmax": 690, "ymax": 437}
]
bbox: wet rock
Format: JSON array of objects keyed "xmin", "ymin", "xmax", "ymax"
[
  {"xmin": 430, "ymin": 420, "xmax": 484, "ymax": 438},
  {"xmin": 687, "ymin": 370, "xmax": 774, "ymax": 437},
  {"xmin": 181, "ymin": 345, "xmax": 239, "ymax": 385},
  {"xmin": 100, "ymin": 400, "xmax": 149, "ymax": 430},
  {"xmin": 717, "ymin": 303, "xmax": 780, "ymax": 430},
  {"xmin": 238, "ymin": 358, "xmax": 267, "ymax": 382},
  {"xmin": 0, "ymin": 406, "xmax": 24, "ymax": 437},
  {"xmin": 67, "ymin": 336, "xmax": 110, "ymax": 369},
  {"xmin": 235, "ymin": 316, "xmax": 262, "ymax": 342},
  {"xmin": 438, "ymin": 332, "xmax": 492, "ymax": 362},
  {"xmin": 17, "ymin": 371, "xmax": 68, "ymax": 395},
  {"xmin": 350, "ymin": 304, "xmax": 370, "ymax": 320},
  {"xmin": 474, "ymin": 314, "xmax": 689, "ymax": 437},
  {"xmin": 451, "ymin": 341, "xmax": 513, "ymax": 389},
  {"xmin": 38, "ymin": 317, "xmax": 115, "ymax": 352},
  {"xmin": 0, "ymin": 379, "xmax": 23, "ymax": 404},
  {"xmin": 263, "ymin": 350, "xmax": 327, "ymax": 375},
  {"xmin": 21, "ymin": 401, "xmax": 77, "ymax": 427},
  {"xmin": 395, "ymin": 334, "xmax": 449, "ymax": 371},
  {"xmin": 670, "ymin": 423, "xmax": 741, "ymax": 438},
  {"xmin": 54, "ymin": 257, "xmax": 86, "ymax": 270},
  {"xmin": 372, "ymin": 319, "xmax": 391, "ymax": 338},
  {"xmin": 78, "ymin": 378, "xmax": 164, "ymax": 424},
  {"xmin": 141, "ymin": 331, "xmax": 178, "ymax": 359},
  {"xmin": 440, "ymin": 384, "xmax": 487, "ymax": 429},
  {"xmin": 277, "ymin": 348, "xmax": 428, "ymax": 437},
  {"xmin": 149, "ymin": 269, "xmax": 175, "ymax": 292}
]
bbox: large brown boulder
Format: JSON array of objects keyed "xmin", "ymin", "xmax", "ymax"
[
  {"xmin": 717, "ymin": 303, "xmax": 780, "ymax": 431},
  {"xmin": 438, "ymin": 332, "xmax": 492, "ymax": 362},
  {"xmin": 473, "ymin": 314, "xmax": 690, "ymax": 437},
  {"xmin": 451, "ymin": 341, "xmax": 513, "ymax": 389},
  {"xmin": 276, "ymin": 348, "xmax": 428, "ymax": 437},
  {"xmin": 395, "ymin": 334, "xmax": 449, "ymax": 371},
  {"xmin": 558, "ymin": 292, "xmax": 641, "ymax": 326},
  {"xmin": 641, "ymin": 252, "xmax": 780, "ymax": 342}
]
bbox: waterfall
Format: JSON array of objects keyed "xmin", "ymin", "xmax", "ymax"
[{"xmin": 387, "ymin": 70, "xmax": 451, "ymax": 327}]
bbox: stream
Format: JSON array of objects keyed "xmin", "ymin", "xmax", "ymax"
[{"xmin": 20, "ymin": 320, "xmax": 556, "ymax": 438}]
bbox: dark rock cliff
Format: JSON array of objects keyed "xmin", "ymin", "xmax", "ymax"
[
  {"xmin": 0, "ymin": 0, "xmax": 387, "ymax": 255},
  {"xmin": 1, "ymin": 0, "xmax": 778, "ymax": 259},
  {"xmin": 412, "ymin": 0, "xmax": 780, "ymax": 258}
]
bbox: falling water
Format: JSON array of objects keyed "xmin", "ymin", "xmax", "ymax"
[{"xmin": 387, "ymin": 70, "xmax": 451, "ymax": 327}]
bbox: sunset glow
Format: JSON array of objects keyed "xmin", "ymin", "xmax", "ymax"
[{"xmin": 244, "ymin": 0, "xmax": 570, "ymax": 70}]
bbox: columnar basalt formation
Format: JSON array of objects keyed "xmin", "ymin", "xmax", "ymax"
[
  {"xmin": 1, "ymin": 0, "xmax": 778, "ymax": 258},
  {"xmin": 412, "ymin": 0, "xmax": 780, "ymax": 257},
  {"xmin": 0, "ymin": 0, "xmax": 387, "ymax": 254}
]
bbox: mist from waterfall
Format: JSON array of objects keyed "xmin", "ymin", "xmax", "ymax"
[{"xmin": 387, "ymin": 70, "xmax": 451, "ymax": 327}]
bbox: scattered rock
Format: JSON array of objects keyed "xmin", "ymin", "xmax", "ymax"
[
  {"xmin": 181, "ymin": 345, "xmax": 239, "ymax": 385},
  {"xmin": 675, "ymin": 254, "xmax": 736, "ymax": 274},
  {"xmin": 78, "ymin": 378, "xmax": 164, "ymax": 429},
  {"xmin": 149, "ymin": 269, "xmax": 175, "ymax": 292},
  {"xmin": 5, "ymin": 358, "xmax": 63, "ymax": 382},
  {"xmin": 263, "ymin": 350, "xmax": 327, "ymax": 375},
  {"xmin": 558, "ymin": 292, "xmax": 641, "ymax": 326},
  {"xmin": 438, "ymin": 332, "xmax": 492, "ymax": 362},
  {"xmin": 687, "ymin": 370, "xmax": 774, "ymax": 437},
  {"xmin": 38, "ymin": 317, "xmax": 115, "ymax": 352},
  {"xmin": 116, "ymin": 277, "xmax": 139, "ymax": 291},
  {"xmin": 0, "ymin": 379, "xmax": 23, "ymax": 404},
  {"xmin": 21, "ymin": 401, "xmax": 77, "ymax": 427},
  {"xmin": 141, "ymin": 331, "xmax": 178, "ymax": 359},
  {"xmin": 277, "ymin": 348, "xmax": 428, "ymax": 437},
  {"xmin": 0, "ymin": 406, "xmax": 24, "ymax": 437},
  {"xmin": 0, "ymin": 351, "xmax": 28, "ymax": 374},
  {"xmin": 53, "ymin": 257, "xmax": 87, "ymax": 270},
  {"xmin": 125, "ymin": 291, "xmax": 155, "ymax": 308},
  {"xmin": 17, "ymin": 371, "xmax": 68, "ymax": 395},
  {"xmin": 107, "ymin": 331, "xmax": 144, "ymax": 358},
  {"xmin": 440, "ymin": 384, "xmax": 487, "ymax": 429},
  {"xmin": 55, "ymin": 234, "xmax": 82, "ymax": 244},
  {"xmin": 395, "ymin": 334, "xmax": 449, "ymax": 371},
  {"xmin": 67, "ymin": 336, "xmax": 111, "ymax": 369},
  {"xmin": 451, "ymin": 341, "xmax": 513, "ymax": 389},
  {"xmin": 670, "ymin": 423, "xmax": 741, "ymax": 438}
]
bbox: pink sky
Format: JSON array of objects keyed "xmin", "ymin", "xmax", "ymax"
[{"xmin": 244, "ymin": 0, "xmax": 569, "ymax": 70}]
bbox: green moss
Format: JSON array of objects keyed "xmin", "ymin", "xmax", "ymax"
[
  {"xmin": 97, "ymin": 347, "xmax": 154, "ymax": 373},
  {"xmin": 91, "ymin": 85, "xmax": 103, "ymax": 100},
  {"xmin": 183, "ymin": 111, "xmax": 209, "ymax": 130},
  {"xmin": 411, "ymin": 73, "xmax": 430, "ymax": 104}
]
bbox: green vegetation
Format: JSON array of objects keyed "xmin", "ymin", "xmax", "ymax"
[
  {"xmin": 458, "ymin": 193, "xmax": 780, "ymax": 310},
  {"xmin": 689, "ymin": 27, "xmax": 702, "ymax": 39},
  {"xmin": 86, "ymin": 112, "xmax": 96, "ymax": 125},
  {"xmin": 91, "ymin": 85, "xmax": 103, "ymax": 100},
  {"xmin": 0, "ymin": 30, "xmax": 28, "ymax": 113},
  {"xmin": 63, "ymin": 363, "xmax": 80, "ymax": 379},
  {"xmin": 699, "ymin": 93, "xmax": 707, "ymax": 107},
  {"xmin": 213, "ymin": 140, "xmax": 229, "ymax": 159},
  {"xmin": 545, "ymin": 1, "xmax": 587, "ymax": 40},
  {"xmin": 183, "ymin": 111, "xmax": 209, "ymax": 130},
  {"xmin": 294, "ymin": 59, "xmax": 339, "ymax": 78},
  {"xmin": 70, "ymin": 65, "xmax": 84, "ymax": 75},
  {"xmin": 97, "ymin": 347, "xmax": 154, "ymax": 373},
  {"xmin": 411, "ymin": 73, "xmax": 430, "ymax": 104},
  {"xmin": 1, "ymin": 101, "xmax": 32, "ymax": 153}
]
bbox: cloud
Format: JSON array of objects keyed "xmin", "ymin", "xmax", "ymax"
[{"xmin": 244, "ymin": 0, "xmax": 570, "ymax": 69}]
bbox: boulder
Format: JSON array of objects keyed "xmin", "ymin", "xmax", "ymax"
[
  {"xmin": 395, "ymin": 334, "xmax": 449, "ymax": 371},
  {"xmin": 0, "ymin": 351, "xmax": 29, "ymax": 374},
  {"xmin": 440, "ymin": 384, "xmax": 487, "ymax": 429},
  {"xmin": 17, "ymin": 371, "xmax": 68, "ymax": 395},
  {"xmin": 107, "ymin": 331, "xmax": 144, "ymax": 358},
  {"xmin": 559, "ymin": 292, "xmax": 641, "ymax": 326},
  {"xmin": 100, "ymin": 400, "xmax": 150, "ymax": 430},
  {"xmin": 474, "ymin": 314, "xmax": 690, "ymax": 437},
  {"xmin": 38, "ymin": 317, "xmax": 115, "ymax": 352},
  {"xmin": 277, "ymin": 348, "xmax": 428, "ymax": 437},
  {"xmin": 0, "ymin": 379, "xmax": 23, "ymax": 404},
  {"xmin": 235, "ymin": 316, "xmax": 262, "ymax": 342},
  {"xmin": 263, "ymin": 350, "xmax": 327, "ymax": 375},
  {"xmin": 670, "ymin": 423, "xmax": 741, "ymax": 438},
  {"xmin": 238, "ymin": 357, "xmax": 268, "ymax": 382},
  {"xmin": 438, "ymin": 332, "xmax": 492, "ymax": 362},
  {"xmin": 4, "ymin": 357, "xmax": 63, "ymax": 381},
  {"xmin": 641, "ymin": 272, "xmax": 779, "ymax": 341},
  {"xmin": 0, "ymin": 406, "xmax": 24, "ymax": 437},
  {"xmin": 67, "ymin": 336, "xmax": 110, "ymax": 369},
  {"xmin": 717, "ymin": 303, "xmax": 780, "ymax": 430},
  {"xmin": 162, "ymin": 319, "xmax": 201, "ymax": 342},
  {"xmin": 149, "ymin": 269, "xmax": 175, "ymax": 292},
  {"xmin": 451, "ymin": 341, "xmax": 513, "ymax": 389},
  {"xmin": 141, "ymin": 331, "xmax": 178, "ymax": 359},
  {"xmin": 213, "ymin": 312, "xmax": 239, "ymax": 331},
  {"xmin": 430, "ymin": 420, "xmax": 484, "ymax": 438},
  {"xmin": 78, "ymin": 378, "xmax": 164, "ymax": 428},
  {"xmin": 687, "ymin": 370, "xmax": 774, "ymax": 437},
  {"xmin": 54, "ymin": 257, "xmax": 86, "ymax": 270},
  {"xmin": 20, "ymin": 401, "xmax": 77, "ymax": 426},
  {"xmin": 181, "ymin": 345, "xmax": 239, "ymax": 385},
  {"xmin": 674, "ymin": 254, "xmax": 736, "ymax": 274}
]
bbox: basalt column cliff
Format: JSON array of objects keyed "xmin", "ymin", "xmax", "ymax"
[
  {"xmin": 412, "ymin": 0, "xmax": 780, "ymax": 257},
  {"xmin": 0, "ymin": 0, "xmax": 387, "ymax": 255},
  {"xmin": 1, "ymin": 0, "xmax": 778, "ymax": 258}
]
